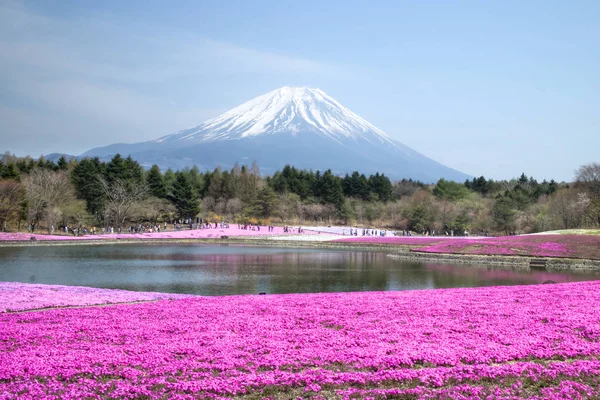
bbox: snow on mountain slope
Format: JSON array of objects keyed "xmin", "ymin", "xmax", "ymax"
[
  {"xmin": 155, "ymin": 87, "xmax": 396, "ymax": 146},
  {"xmin": 80, "ymin": 86, "xmax": 472, "ymax": 182}
]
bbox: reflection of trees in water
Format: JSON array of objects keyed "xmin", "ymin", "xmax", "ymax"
[
  {"xmin": 426, "ymin": 264, "xmax": 600, "ymax": 288},
  {"xmin": 7, "ymin": 244, "xmax": 600, "ymax": 296},
  {"xmin": 178, "ymin": 251, "xmax": 435, "ymax": 294}
]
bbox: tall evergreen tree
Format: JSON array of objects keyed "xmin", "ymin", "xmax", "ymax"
[
  {"xmin": 168, "ymin": 172, "xmax": 200, "ymax": 220},
  {"xmin": 57, "ymin": 156, "xmax": 69, "ymax": 171},
  {"xmin": 493, "ymin": 197, "xmax": 517, "ymax": 234},
  {"xmin": 320, "ymin": 169, "xmax": 345, "ymax": 210},
  {"xmin": 2, "ymin": 163, "xmax": 21, "ymax": 181},
  {"xmin": 106, "ymin": 154, "xmax": 125, "ymax": 185},
  {"xmin": 146, "ymin": 165, "xmax": 167, "ymax": 198},
  {"xmin": 163, "ymin": 168, "xmax": 176, "ymax": 191},
  {"xmin": 368, "ymin": 172, "xmax": 393, "ymax": 202},
  {"xmin": 248, "ymin": 186, "xmax": 280, "ymax": 218},
  {"xmin": 71, "ymin": 157, "xmax": 106, "ymax": 217}
]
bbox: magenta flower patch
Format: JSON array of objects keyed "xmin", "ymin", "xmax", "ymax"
[
  {"xmin": 2, "ymin": 282, "xmax": 600, "ymax": 398},
  {"xmin": 0, "ymin": 282, "xmax": 192, "ymax": 312},
  {"xmin": 415, "ymin": 235, "xmax": 600, "ymax": 260}
]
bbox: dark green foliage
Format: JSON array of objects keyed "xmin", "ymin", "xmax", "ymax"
[
  {"xmin": 434, "ymin": 179, "xmax": 471, "ymax": 201},
  {"xmin": 507, "ymin": 187, "xmax": 532, "ymax": 211},
  {"xmin": 106, "ymin": 154, "xmax": 144, "ymax": 186},
  {"xmin": 320, "ymin": 169, "xmax": 345, "ymax": 211},
  {"xmin": 269, "ymin": 165, "xmax": 314, "ymax": 199},
  {"xmin": 367, "ymin": 172, "xmax": 393, "ymax": 202},
  {"xmin": 71, "ymin": 158, "xmax": 107, "ymax": 217},
  {"xmin": 1, "ymin": 163, "xmax": 20, "ymax": 181},
  {"xmin": 168, "ymin": 172, "xmax": 200, "ymax": 220},
  {"xmin": 446, "ymin": 212, "xmax": 470, "ymax": 235},
  {"xmin": 518, "ymin": 173, "xmax": 528, "ymax": 184},
  {"xmin": 268, "ymin": 166, "xmax": 392, "ymax": 206},
  {"xmin": 465, "ymin": 176, "xmax": 490, "ymax": 195},
  {"xmin": 392, "ymin": 178, "xmax": 424, "ymax": 199},
  {"xmin": 493, "ymin": 197, "xmax": 517, "ymax": 234},
  {"xmin": 406, "ymin": 203, "xmax": 436, "ymax": 233},
  {"xmin": 163, "ymin": 168, "xmax": 176, "ymax": 191},
  {"xmin": 146, "ymin": 165, "xmax": 167, "ymax": 198},
  {"xmin": 188, "ymin": 166, "xmax": 205, "ymax": 196},
  {"xmin": 57, "ymin": 156, "xmax": 69, "ymax": 171},
  {"xmin": 247, "ymin": 186, "xmax": 280, "ymax": 218},
  {"xmin": 36, "ymin": 157, "xmax": 57, "ymax": 171},
  {"xmin": 342, "ymin": 172, "xmax": 370, "ymax": 200}
]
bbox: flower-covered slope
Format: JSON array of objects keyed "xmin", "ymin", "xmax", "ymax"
[{"xmin": 2, "ymin": 282, "xmax": 600, "ymax": 398}]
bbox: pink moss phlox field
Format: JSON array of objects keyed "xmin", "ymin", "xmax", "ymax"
[
  {"xmin": 3, "ymin": 282, "xmax": 600, "ymax": 398},
  {"xmin": 0, "ymin": 226, "xmax": 319, "ymax": 242},
  {"xmin": 0, "ymin": 282, "xmax": 192, "ymax": 312},
  {"xmin": 0, "ymin": 232, "xmax": 95, "ymax": 241},
  {"xmin": 415, "ymin": 234, "xmax": 600, "ymax": 260},
  {"xmin": 334, "ymin": 236, "xmax": 452, "ymax": 245}
]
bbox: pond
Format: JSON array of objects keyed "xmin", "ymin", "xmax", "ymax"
[{"xmin": 1, "ymin": 243, "xmax": 598, "ymax": 295}]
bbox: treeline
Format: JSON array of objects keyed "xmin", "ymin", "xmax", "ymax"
[{"xmin": 1, "ymin": 152, "xmax": 599, "ymax": 235}]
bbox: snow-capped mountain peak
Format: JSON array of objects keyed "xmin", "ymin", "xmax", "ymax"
[
  {"xmin": 155, "ymin": 87, "xmax": 395, "ymax": 145},
  {"xmin": 82, "ymin": 86, "xmax": 471, "ymax": 182}
]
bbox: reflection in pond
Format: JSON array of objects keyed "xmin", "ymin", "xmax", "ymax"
[{"xmin": 0, "ymin": 243, "xmax": 598, "ymax": 295}]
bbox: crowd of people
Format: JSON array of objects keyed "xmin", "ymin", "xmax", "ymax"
[
  {"xmin": 341, "ymin": 228, "xmax": 388, "ymax": 236},
  {"xmin": 33, "ymin": 222, "xmax": 491, "ymax": 238}
]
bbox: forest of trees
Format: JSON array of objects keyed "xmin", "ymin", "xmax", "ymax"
[{"xmin": 1, "ymin": 151, "xmax": 599, "ymax": 236}]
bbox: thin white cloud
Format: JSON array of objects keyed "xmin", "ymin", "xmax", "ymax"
[{"xmin": 0, "ymin": 1, "xmax": 346, "ymax": 156}]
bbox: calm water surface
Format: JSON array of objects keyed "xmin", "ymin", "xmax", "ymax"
[{"xmin": 1, "ymin": 244, "xmax": 599, "ymax": 295}]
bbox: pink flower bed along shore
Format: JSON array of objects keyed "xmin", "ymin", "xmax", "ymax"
[
  {"xmin": 415, "ymin": 234, "xmax": 600, "ymax": 260},
  {"xmin": 0, "ymin": 282, "xmax": 192, "ymax": 312},
  {"xmin": 2, "ymin": 282, "xmax": 600, "ymax": 398},
  {"xmin": 0, "ymin": 232, "xmax": 94, "ymax": 241},
  {"xmin": 334, "ymin": 236, "xmax": 456, "ymax": 246},
  {"xmin": 0, "ymin": 226, "xmax": 318, "ymax": 242}
]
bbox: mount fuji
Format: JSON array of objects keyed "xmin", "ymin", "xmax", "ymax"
[{"xmin": 81, "ymin": 87, "xmax": 469, "ymax": 182}]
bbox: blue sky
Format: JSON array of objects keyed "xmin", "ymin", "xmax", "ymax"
[{"xmin": 1, "ymin": 0, "xmax": 598, "ymax": 181}]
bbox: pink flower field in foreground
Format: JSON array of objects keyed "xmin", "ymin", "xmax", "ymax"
[
  {"xmin": 0, "ymin": 282, "xmax": 192, "ymax": 312},
  {"xmin": 2, "ymin": 282, "xmax": 600, "ymax": 398},
  {"xmin": 415, "ymin": 234, "xmax": 600, "ymax": 260}
]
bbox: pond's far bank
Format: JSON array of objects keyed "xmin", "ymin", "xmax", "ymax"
[
  {"xmin": 2, "ymin": 231, "xmax": 600, "ymax": 270},
  {"xmin": 388, "ymin": 251, "xmax": 600, "ymax": 271}
]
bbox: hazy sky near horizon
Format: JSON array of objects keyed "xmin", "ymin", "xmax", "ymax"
[{"xmin": 1, "ymin": 0, "xmax": 598, "ymax": 181}]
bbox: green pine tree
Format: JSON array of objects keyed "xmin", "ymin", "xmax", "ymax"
[
  {"xmin": 493, "ymin": 197, "xmax": 517, "ymax": 234},
  {"xmin": 168, "ymin": 172, "xmax": 200, "ymax": 220},
  {"xmin": 2, "ymin": 163, "xmax": 20, "ymax": 181},
  {"xmin": 57, "ymin": 156, "xmax": 69, "ymax": 171},
  {"xmin": 146, "ymin": 165, "xmax": 167, "ymax": 198},
  {"xmin": 321, "ymin": 170, "xmax": 345, "ymax": 211},
  {"xmin": 71, "ymin": 158, "xmax": 106, "ymax": 216},
  {"xmin": 248, "ymin": 186, "xmax": 280, "ymax": 218}
]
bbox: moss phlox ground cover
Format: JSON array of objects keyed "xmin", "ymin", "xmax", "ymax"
[
  {"xmin": 0, "ymin": 282, "xmax": 191, "ymax": 312},
  {"xmin": 337, "ymin": 234, "xmax": 600, "ymax": 260},
  {"xmin": 2, "ymin": 282, "xmax": 600, "ymax": 398},
  {"xmin": 415, "ymin": 235, "xmax": 600, "ymax": 260}
]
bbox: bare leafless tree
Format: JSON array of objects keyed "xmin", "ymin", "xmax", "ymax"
[
  {"xmin": 575, "ymin": 162, "xmax": 600, "ymax": 191},
  {"xmin": 575, "ymin": 162, "xmax": 600, "ymax": 226},
  {"xmin": 133, "ymin": 197, "xmax": 176, "ymax": 224},
  {"xmin": 0, "ymin": 180, "xmax": 25, "ymax": 231},
  {"xmin": 98, "ymin": 177, "xmax": 148, "ymax": 229},
  {"xmin": 23, "ymin": 169, "xmax": 74, "ymax": 232},
  {"xmin": 225, "ymin": 198, "xmax": 243, "ymax": 217},
  {"xmin": 549, "ymin": 189, "xmax": 588, "ymax": 229}
]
